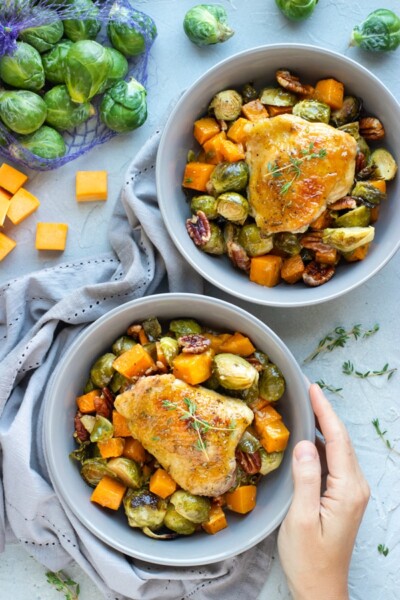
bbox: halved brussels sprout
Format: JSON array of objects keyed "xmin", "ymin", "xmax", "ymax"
[
  {"xmin": 331, "ymin": 96, "xmax": 362, "ymax": 127},
  {"xmin": 351, "ymin": 181, "xmax": 386, "ymax": 206},
  {"xmin": 107, "ymin": 1, "xmax": 157, "ymax": 57},
  {"xmin": 253, "ymin": 350, "xmax": 269, "ymax": 368},
  {"xmin": 201, "ymin": 222, "xmax": 226, "ymax": 255},
  {"xmin": 322, "ymin": 227, "xmax": 375, "ymax": 252},
  {"xmin": 90, "ymin": 415, "xmax": 114, "ymax": 442},
  {"xmin": 124, "ymin": 488, "xmax": 167, "ymax": 529},
  {"xmin": 98, "ymin": 48, "xmax": 129, "ymax": 94},
  {"xmin": 42, "ymin": 40, "xmax": 73, "ymax": 84},
  {"xmin": 112, "ymin": 335, "xmax": 136, "ymax": 356},
  {"xmin": 334, "ymin": 206, "xmax": 371, "ymax": 228},
  {"xmin": 81, "ymin": 458, "xmax": 116, "ymax": 487},
  {"xmin": 100, "ymin": 77, "xmax": 147, "ymax": 133},
  {"xmin": 69, "ymin": 440, "xmax": 92, "ymax": 464},
  {"xmin": 273, "ymin": 232, "xmax": 301, "ymax": 256},
  {"xmin": 90, "ymin": 352, "xmax": 116, "ymax": 387},
  {"xmin": 275, "ymin": 0, "xmax": 319, "ymax": 21},
  {"xmin": 9, "ymin": 125, "xmax": 67, "ymax": 160},
  {"xmin": 260, "ymin": 87, "xmax": 297, "ymax": 107},
  {"xmin": 210, "ymin": 161, "xmax": 249, "ymax": 194},
  {"xmin": 169, "ymin": 319, "xmax": 202, "ymax": 336},
  {"xmin": 63, "ymin": 0, "xmax": 101, "ymax": 42},
  {"xmin": 238, "ymin": 430, "xmax": 262, "ymax": 454},
  {"xmin": 170, "ymin": 490, "xmax": 211, "ymax": 523},
  {"xmin": 159, "ymin": 337, "xmax": 180, "ymax": 366},
  {"xmin": 83, "ymin": 377, "xmax": 95, "ymax": 393},
  {"xmin": 259, "ymin": 364, "xmax": 285, "ymax": 401},
  {"xmin": 44, "ymin": 85, "xmax": 93, "ymax": 131},
  {"xmin": 293, "ymin": 99, "xmax": 331, "ymax": 123},
  {"xmin": 213, "ymin": 353, "xmax": 259, "ymax": 391},
  {"xmin": 259, "ymin": 449, "xmax": 284, "ymax": 475},
  {"xmin": 143, "ymin": 342, "xmax": 157, "ymax": 361},
  {"xmin": 107, "ymin": 457, "xmax": 142, "ymax": 488},
  {"xmin": 240, "ymin": 381, "xmax": 259, "ymax": 405},
  {"xmin": 183, "ymin": 4, "xmax": 234, "ymax": 46},
  {"xmin": 241, "ymin": 83, "xmax": 258, "ymax": 104},
  {"xmin": 0, "ymin": 42, "xmax": 45, "ymax": 91},
  {"xmin": 370, "ymin": 148, "xmax": 398, "ymax": 181},
  {"xmin": 238, "ymin": 224, "xmax": 273, "ymax": 257},
  {"xmin": 80, "ymin": 415, "xmax": 96, "ymax": 434},
  {"xmin": 65, "ymin": 40, "xmax": 112, "ymax": 103},
  {"xmin": 0, "ymin": 90, "xmax": 47, "ymax": 134},
  {"xmin": 209, "ymin": 90, "xmax": 242, "ymax": 121},
  {"xmin": 142, "ymin": 317, "xmax": 162, "ymax": 342},
  {"xmin": 216, "ymin": 192, "xmax": 249, "ymax": 224},
  {"xmin": 20, "ymin": 15, "xmax": 64, "ymax": 53},
  {"xmin": 190, "ymin": 195, "xmax": 219, "ymax": 219},
  {"xmin": 223, "ymin": 222, "xmax": 240, "ymax": 244},
  {"xmin": 164, "ymin": 505, "xmax": 196, "ymax": 535},
  {"xmin": 338, "ymin": 121, "xmax": 360, "ymax": 139},
  {"xmin": 109, "ymin": 371, "xmax": 130, "ymax": 394}
]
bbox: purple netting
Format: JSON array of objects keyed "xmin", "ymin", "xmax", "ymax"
[{"xmin": 0, "ymin": 0, "xmax": 156, "ymax": 170}]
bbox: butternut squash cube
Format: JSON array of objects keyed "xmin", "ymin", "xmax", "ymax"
[
  {"xmin": 259, "ymin": 420, "xmax": 290, "ymax": 453},
  {"xmin": 241, "ymin": 100, "xmax": 269, "ymax": 122},
  {"xmin": 193, "ymin": 117, "xmax": 220, "ymax": 145},
  {"xmin": 0, "ymin": 188, "xmax": 12, "ymax": 226},
  {"xmin": 254, "ymin": 404, "xmax": 282, "ymax": 428},
  {"xmin": 35, "ymin": 223, "xmax": 68, "ymax": 251},
  {"xmin": 219, "ymin": 332, "xmax": 256, "ymax": 356},
  {"xmin": 7, "ymin": 188, "xmax": 40, "ymax": 225},
  {"xmin": 250, "ymin": 255, "xmax": 282, "ymax": 287},
  {"xmin": 90, "ymin": 476, "xmax": 126, "ymax": 510},
  {"xmin": 203, "ymin": 332, "xmax": 231, "ymax": 353},
  {"xmin": 76, "ymin": 170, "xmax": 108, "ymax": 202},
  {"xmin": 112, "ymin": 343, "xmax": 156, "ymax": 378},
  {"xmin": 173, "ymin": 349, "xmax": 213, "ymax": 385},
  {"xmin": 267, "ymin": 106, "xmax": 293, "ymax": 117},
  {"xmin": 314, "ymin": 78, "xmax": 344, "ymax": 110},
  {"xmin": 0, "ymin": 163, "xmax": 28, "ymax": 194},
  {"xmin": 182, "ymin": 162, "xmax": 215, "ymax": 192},
  {"xmin": 203, "ymin": 131, "xmax": 226, "ymax": 164},
  {"xmin": 76, "ymin": 389, "xmax": 101, "ymax": 413},
  {"xmin": 220, "ymin": 138, "xmax": 245, "ymax": 162},
  {"xmin": 97, "ymin": 437, "xmax": 125, "ymax": 459},
  {"xmin": 149, "ymin": 468, "xmax": 177, "ymax": 499},
  {"xmin": 112, "ymin": 410, "xmax": 132, "ymax": 437},
  {"xmin": 227, "ymin": 117, "xmax": 254, "ymax": 144},
  {"xmin": 225, "ymin": 485, "xmax": 257, "ymax": 514},
  {"xmin": 0, "ymin": 232, "xmax": 16, "ymax": 261},
  {"xmin": 281, "ymin": 254, "xmax": 305, "ymax": 284},
  {"xmin": 202, "ymin": 504, "xmax": 228, "ymax": 534},
  {"xmin": 123, "ymin": 437, "xmax": 147, "ymax": 463},
  {"xmin": 368, "ymin": 179, "xmax": 386, "ymax": 194}
]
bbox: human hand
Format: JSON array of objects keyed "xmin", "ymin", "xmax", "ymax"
[{"xmin": 277, "ymin": 383, "xmax": 370, "ymax": 600}]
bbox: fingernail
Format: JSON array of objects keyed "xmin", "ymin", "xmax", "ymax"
[{"xmin": 294, "ymin": 442, "xmax": 317, "ymax": 463}]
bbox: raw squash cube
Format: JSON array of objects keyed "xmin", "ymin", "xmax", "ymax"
[
  {"xmin": 35, "ymin": 223, "xmax": 68, "ymax": 251},
  {"xmin": 0, "ymin": 232, "xmax": 16, "ymax": 261},
  {"xmin": 76, "ymin": 170, "xmax": 108, "ymax": 202},
  {"xmin": 0, "ymin": 163, "xmax": 28, "ymax": 194},
  {"xmin": 7, "ymin": 188, "xmax": 40, "ymax": 225},
  {"xmin": 0, "ymin": 188, "xmax": 12, "ymax": 226}
]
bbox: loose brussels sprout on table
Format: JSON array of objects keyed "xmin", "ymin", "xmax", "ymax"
[
  {"xmin": 275, "ymin": 0, "xmax": 319, "ymax": 21},
  {"xmin": 351, "ymin": 9, "xmax": 400, "ymax": 52},
  {"xmin": 183, "ymin": 4, "xmax": 234, "ymax": 46},
  {"xmin": 0, "ymin": 41, "xmax": 45, "ymax": 91}
]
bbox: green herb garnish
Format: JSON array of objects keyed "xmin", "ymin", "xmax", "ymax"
[
  {"xmin": 46, "ymin": 572, "xmax": 80, "ymax": 600},
  {"xmin": 303, "ymin": 324, "xmax": 379, "ymax": 363},
  {"xmin": 342, "ymin": 361, "xmax": 397, "ymax": 380},
  {"xmin": 377, "ymin": 544, "xmax": 389, "ymax": 557},
  {"xmin": 315, "ymin": 380, "xmax": 343, "ymax": 397},
  {"xmin": 372, "ymin": 418, "xmax": 400, "ymax": 455},
  {"xmin": 267, "ymin": 142, "xmax": 327, "ymax": 195}
]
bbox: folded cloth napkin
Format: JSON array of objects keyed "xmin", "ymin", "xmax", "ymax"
[{"xmin": 0, "ymin": 129, "xmax": 275, "ymax": 600}]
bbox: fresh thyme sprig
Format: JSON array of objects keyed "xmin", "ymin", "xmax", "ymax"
[
  {"xmin": 315, "ymin": 380, "xmax": 343, "ymax": 397},
  {"xmin": 343, "ymin": 361, "xmax": 397, "ymax": 380},
  {"xmin": 267, "ymin": 142, "xmax": 327, "ymax": 195},
  {"xmin": 372, "ymin": 418, "xmax": 400, "ymax": 456},
  {"xmin": 46, "ymin": 572, "xmax": 80, "ymax": 600},
  {"xmin": 303, "ymin": 323, "xmax": 379, "ymax": 363},
  {"xmin": 377, "ymin": 544, "xmax": 389, "ymax": 557}
]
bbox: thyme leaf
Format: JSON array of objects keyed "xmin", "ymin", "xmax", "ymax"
[
  {"xmin": 377, "ymin": 544, "xmax": 389, "ymax": 557},
  {"xmin": 46, "ymin": 572, "xmax": 80, "ymax": 600},
  {"xmin": 315, "ymin": 380, "xmax": 343, "ymax": 397},
  {"xmin": 266, "ymin": 142, "xmax": 327, "ymax": 195},
  {"xmin": 343, "ymin": 361, "xmax": 397, "ymax": 380},
  {"xmin": 303, "ymin": 323, "xmax": 379, "ymax": 363},
  {"xmin": 372, "ymin": 418, "xmax": 400, "ymax": 456}
]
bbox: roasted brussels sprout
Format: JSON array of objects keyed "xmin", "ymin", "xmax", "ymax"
[
  {"xmin": 20, "ymin": 16, "xmax": 64, "ymax": 53},
  {"xmin": 44, "ymin": 85, "xmax": 93, "ymax": 131},
  {"xmin": 238, "ymin": 430, "xmax": 262, "ymax": 454},
  {"xmin": 370, "ymin": 148, "xmax": 398, "ymax": 181},
  {"xmin": 351, "ymin": 9, "xmax": 400, "ymax": 52},
  {"xmin": 216, "ymin": 192, "xmax": 249, "ymax": 224},
  {"xmin": 124, "ymin": 488, "xmax": 167, "ymax": 529},
  {"xmin": 201, "ymin": 223, "xmax": 226, "ymax": 255},
  {"xmin": 69, "ymin": 440, "xmax": 92, "ymax": 463},
  {"xmin": 112, "ymin": 335, "xmax": 136, "ymax": 356},
  {"xmin": 241, "ymin": 83, "xmax": 258, "ymax": 104},
  {"xmin": 275, "ymin": 0, "xmax": 319, "ymax": 21},
  {"xmin": 0, "ymin": 91, "xmax": 47, "ymax": 134},
  {"xmin": 292, "ymin": 99, "xmax": 331, "ymax": 124},
  {"xmin": 209, "ymin": 90, "xmax": 242, "ymax": 121},
  {"xmin": 334, "ymin": 206, "xmax": 371, "ymax": 228},
  {"xmin": 223, "ymin": 222, "xmax": 240, "ymax": 244},
  {"xmin": 253, "ymin": 350, "xmax": 270, "ymax": 368},
  {"xmin": 183, "ymin": 4, "xmax": 234, "ymax": 46},
  {"xmin": 65, "ymin": 40, "xmax": 112, "ymax": 103},
  {"xmin": 159, "ymin": 337, "xmax": 180, "ymax": 366},
  {"xmin": 213, "ymin": 353, "xmax": 259, "ymax": 391},
  {"xmin": 259, "ymin": 87, "xmax": 297, "ymax": 107},
  {"xmin": 273, "ymin": 232, "xmax": 301, "ymax": 256},
  {"xmin": 190, "ymin": 195, "xmax": 218, "ymax": 219},
  {"xmin": 9, "ymin": 125, "xmax": 66, "ymax": 160},
  {"xmin": 90, "ymin": 352, "xmax": 116, "ymax": 387},
  {"xmin": 170, "ymin": 490, "xmax": 211, "ymax": 523},
  {"xmin": 109, "ymin": 371, "xmax": 130, "ymax": 394},
  {"xmin": 210, "ymin": 161, "xmax": 249, "ymax": 194},
  {"xmin": 169, "ymin": 319, "xmax": 202, "ymax": 336},
  {"xmin": 90, "ymin": 415, "xmax": 114, "ymax": 443},
  {"xmin": 351, "ymin": 181, "xmax": 387, "ymax": 206},
  {"xmin": 259, "ymin": 364, "xmax": 285, "ymax": 402},
  {"xmin": 0, "ymin": 42, "xmax": 45, "ymax": 91},
  {"xmin": 107, "ymin": 457, "xmax": 142, "ymax": 488},
  {"xmin": 100, "ymin": 77, "xmax": 147, "ymax": 133},
  {"xmin": 80, "ymin": 458, "xmax": 116, "ymax": 487},
  {"xmin": 259, "ymin": 449, "xmax": 284, "ymax": 475},
  {"xmin": 164, "ymin": 505, "xmax": 196, "ymax": 535},
  {"xmin": 107, "ymin": 1, "xmax": 157, "ymax": 57},
  {"xmin": 142, "ymin": 317, "xmax": 162, "ymax": 342},
  {"xmin": 79, "ymin": 414, "xmax": 96, "ymax": 434},
  {"xmin": 337, "ymin": 121, "xmax": 360, "ymax": 140},
  {"xmin": 143, "ymin": 342, "xmax": 157, "ymax": 361},
  {"xmin": 63, "ymin": 0, "xmax": 101, "ymax": 42},
  {"xmin": 42, "ymin": 40, "xmax": 73, "ymax": 84},
  {"xmin": 98, "ymin": 48, "xmax": 129, "ymax": 93},
  {"xmin": 357, "ymin": 137, "xmax": 371, "ymax": 163},
  {"xmin": 83, "ymin": 377, "xmax": 95, "ymax": 393},
  {"xmin": 238, "ymin": 225, "xmax": 273, "ymax": 257},
  {"xmin": 322, "ymin": 227, "xmax": 375, "ymax": 252},
  {"xmin": 331, "ymin": 96, "xmax": 362, "ymax": 127}
]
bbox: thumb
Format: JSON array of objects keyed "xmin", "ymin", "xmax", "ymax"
[{"xmin": 288, "ymin": 440, "xmax": 321, "ymax": 522}]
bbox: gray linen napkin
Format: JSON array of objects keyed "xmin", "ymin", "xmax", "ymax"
[{"xmin": 0, "ymin": 129, "xmax": 275, "ymax": 599}]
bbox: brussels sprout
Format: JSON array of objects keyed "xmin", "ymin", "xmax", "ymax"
[
  {"xmin": 209, "ymin": 90, "xmax": 242, "ymax": 121},
  {"xmin": 90, "ymin": 415, "xmax": 114, "ymax": 442},
  {"xmin": 44, "ymin": 85, "xmax": 93, "ymax": 131},
  {"xmin": 253, "ymin": 350, "xmax": 270, "ymax": 368},
  {"xmin": 292, "ymin": 99, "xmax": 331, "ymax": 124},
  {"xmin": 334, "ymin": 206, "xmax": 371, "ymax": 228},
  {"xmin": 100, "ymin": 77, "xmax": 147, "ymax": 133},
  {"xmin": 65, "ymin": 40, "xmax": 112, "ymax": 103},
  {"xmin": 275, "ymin": 0, "xmax": 319, "ymax": 21},
  {"xmin": 322, "ymin": 227, "xmax": 375, "ymax": 252},
  {"xmin": 0, "ymin": 42, "xmax": 45, "ymax": 91},
  {"xmin": 80, "ymin": 458, "xmax": 116, "ymax": 487},
  {"xmin": 201, "ymin": 222, "xmax": 226, "ymax": 255},
  {"xmin": 142, "ymin": 317, "xmax": 162, "ymax": 342},
  {"xmin": 0, "ymin": 91, "xmax": 47, "ymax": 134},
  {"xmin": 164, "ymin": 506, "xmax": 196, "ymax": 535},
  {"xmin": 90, "ymin": 352, "xmax": 116, "ymax": 388},
  {"xmin": 159, "ymin": 336, "xmax": 179, "ymax": 366},
  {"xmin": 241, "ymin": 83, "xmax": 258, "ymax": 104},
  {"xmin": 210, "ymin": 161, "xmax": 249, "ymax": 194},
  {"xmin": 213, "ymin": 353, "xmax": 259, "ymax": 391},
  {"xmin": 223, "ymin": 222, "xmax": 240, "ymax": 243},
  {"xmin": 216, "ymin": 192, "xmax": 249, "ymax": 224},
  {"xmin": 42, "ymin": 40, "xmax": 73, "ymax": 84},
  {"xmin": 20, "ymin": 16, "xmax": 64, "ymax": 53},
  {"xmin": 79, "ymin": 415, "xmax": 96, "ymax": 434},
  {"xmin": 9, "ymin": 125, "xmax": 67, "ymax": 160},
  {"xmin": 169, "ymin": 319, "xmax": 202, "ymax": 336},
  {"xmin": 170, "ymin": 490, "xmax": 211, "ymax": 523},
  {"xmin": 337, "ymin": 121, "xmax": 360, "ymax": 140},
  {"xmin": 63, "ymin": 0, "xmax": 101, "ymax": 42},
  {"xmin": 273, "ymin": 232, "xmax": 301, "ymax": 256},
  {"xmin": 107, "ymin": 457, "xmax": 142, "ymax": 488},
  {"xmin": 259, "ymin": 449, "xmax": 284, "ymax": 475},
  {"xmin": 124, "ymin": 488, "xmax": 167, "ymax": 529},
  {"xmin": 331, "ymin": 96, "xmax": 362, "ymax": 127},
  {"xmin": 190, "ymin": 195, "xmax": 218, "ymax": 219},
  {"xmin": 259, "ymin": 364, "xmax": 285, "ymax": 402},
  {"xmin": 351, "ymin": 9, "xmax": 400, "ymax": 52},
  {"xmin": 202, "ymin": 372, "xmax": 220, "ymax": 390},
  {"xmin": 238, "ymin": 430, "xmax": 262, "ymax": 454},
  {"xmin": 259, "ymin": 87, "xmax": 297, "ymax": 107},
  {"xmin": 112, "ymin": 335, "xmax": 136, "ymax": 356},
  {"xmin": 108, "ymin": 1, "xmax": 157, "ymax": 57},
  {"xmin": 351, "ymin": 181, "xmax": 386, "ymax": 206},
  {"xmin": 370, "ymin": 148, "xmax": 398, "ymax": 181},
  {"xmin": 109, "ymin": 371, "xmax": 130, "ymax": 394},
  {"xmin": 69, "ymin": 440, "xmax": 92, "ymax": 464},
  {"xmin": 98, "ymin": 48, "xmax": 129, "ymax": 93},
  {"xmin": 238, "ymin": 225, "xmax": 273, "ymax": 257},
  {"xmin": 183, "ymin": 4, "xmax": 234, "ymax": 46},
  {"xmin": 83, "ymin": 377, "xmax": 95, "ymax": 393}
]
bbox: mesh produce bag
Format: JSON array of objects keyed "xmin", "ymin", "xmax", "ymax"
[{"xmin": 0, "ymin": 0, "xmax": 156, "ymax": 170}]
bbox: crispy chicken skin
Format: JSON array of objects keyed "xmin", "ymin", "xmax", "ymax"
[
  {"xmin": 246, "ymin": 114, "xmax": 358, "ymax": 233},
  {"xmin": 114, "ymin": 374, "xmax": 254, "ymax": 497}
]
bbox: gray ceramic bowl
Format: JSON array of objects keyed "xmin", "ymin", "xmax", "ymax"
[
  {"xmin": 156, "ymin": 44, "xmax": 400, "ymax": 307},
  {"xmin": 44, "ymin": 293, "xmax": 314, "ymax": 566}
]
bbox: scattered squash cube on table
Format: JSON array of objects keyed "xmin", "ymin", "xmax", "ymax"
[
  {"xmin": 0, "ymin": 163, "xmax": 28, "ymax": 194},
  {"xmin": 0, "ymin": 232, "xmax": 16, "ymax": 261},
  {"xmin": 35, "ymin": 222, "xmax": 68, "ymax": 251},
  {"xmin": 0, "ymin": 188, "xmax": 12, "ymax": 226},
  {"xmin": 7, "ymin": 188, "xmax": 40, "ymax": 225},
  {"xmin": 76, "ymin": 170, "xmax": 108, "ymax": 202}
]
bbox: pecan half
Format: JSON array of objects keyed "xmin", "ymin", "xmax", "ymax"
[
  {"xmin": 236, "ymin": 449, "xmax": 262, "ymax": 475},
  {"xmin": 186, "ymin": 210, "xmax": 211, "ymax": 246},
  {"xmin": 300, "ymin": 231, "xmax": 333, "ymax": 254},
  {"xmin": 302, "ymin": 261, "xmax": 335, "ymax": 287},
  {"xmin": 359, "ymin": 117, "xmax": 385, "ymax": 140},
  {"xmin": 276, "ymin": 69, "xmax": 314, "ymax": 96},
  {"xmin": 178, "ymin": 334, "xmax": 211, "ymax": 354},
  {"xmin": 355, "ymin": 151, "xmax": 367, "ymax": 174},
  {"xmin": 329, "ymin": 197, "xmax": 357, "ymax": 211},
  {"xmin": 226, "ymin": 240, "xmax": 251, "ymax": 272},
  {"xmin": 127, "ymin": 323, "xmax": 142, "ymax": 337},
  {"xmin": 74, "ymin": 411, "xmax": 90, "ymax": 442},
  {"xmin": 94, "ymin": 387, "xmax": 114, "ymax": 419}
]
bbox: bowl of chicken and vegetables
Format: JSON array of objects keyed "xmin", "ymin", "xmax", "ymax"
[
  {"xmin": 43, "ymin": 293, "xmax": 314, "ymax": 566},
  {"xmin": 156, "ymin": 44, "xmax": 400, "ymax": 307}
]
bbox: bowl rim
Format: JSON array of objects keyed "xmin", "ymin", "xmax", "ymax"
[
  {"xmin": 156, "ymin": 43, "xmax": 400, "ymax": 307},
  {"xmin": 43, "ymin": 292, "xmax": 314, "ymax": 565}
]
